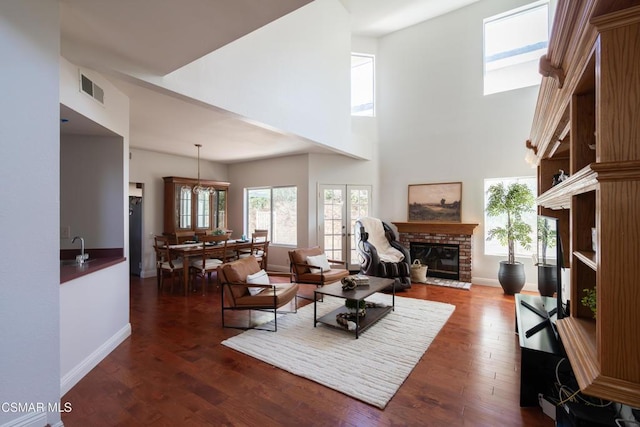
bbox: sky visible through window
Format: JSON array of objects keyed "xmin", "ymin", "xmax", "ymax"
[
  {"xmin": 351, "ymin": 54, "xmax": 374, "ymax": 116},
  {"xmin": 484, "ymin": 1, "xmax": 549, "ymax": 95}
]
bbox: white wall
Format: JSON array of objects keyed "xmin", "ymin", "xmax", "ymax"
[
  {"xmin": 60, "ymin": 262, "xmax": 130, "ymax": 396},
  {"xmin": 59, "ymin": 58, "xmax": 132, "ymax": 398},
  {"xmin": 351, "ymin": 36, "xmax": 379, "ymax": 168},
  {"xmin": 0, "ymin": 2, "xmax": 61, "ymax": 426},
  {"xmin": 128, "ymin": 148, "xmax": 229, "ymax": 277},
  {"xmin": 225, "ymin": 153, "xmax": 378, "ymax": 270},
  {"xmin": 376, "ymin": 0, "xmax": 540, "ymax": 289},
  {"xmin": 148, "ymin": 0, "xmax": 360, "ymax": 158},
  {"xmin": 228, "ymin": 155, "xmax": 309, "ymax": 271},
  {"xmin": 61, "ymin": 135, "xmax": 124, "ymax": 249},
  {"xmin": 308, "ymin": 152, "xmax": 380, "ymax": 230}
]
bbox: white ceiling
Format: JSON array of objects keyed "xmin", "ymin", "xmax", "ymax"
[
  {"xmin": 341, "ymin": 0, "xmax": 481, "ymax": 37},
  {"xmin": 60, "ymin": 0, "xmax": 480, "ymax": 163}
]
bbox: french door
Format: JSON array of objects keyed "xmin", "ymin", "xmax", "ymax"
[{"xmin": 318, "ymin": 184, "xmax": 371, "ymax": 271}]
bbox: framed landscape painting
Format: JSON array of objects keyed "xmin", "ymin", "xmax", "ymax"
[{"xmin": 408, "ymin": 182, "xmax": 462, "ymax": 222}]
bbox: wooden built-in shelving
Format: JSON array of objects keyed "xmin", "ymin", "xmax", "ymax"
[
  {"xmin": 536, "ymin": 164, "xmax": 598, "ymax": 210},
  {"xmin": 527, "ymin": 0, "xmax": 640, "ymax": 407},
  {"xmin": 573, "ymin": 251, "xmax": 596, "ymax": 271}
]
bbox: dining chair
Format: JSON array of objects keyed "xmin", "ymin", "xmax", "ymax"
[
  {"xmin": 153, "ymin": 235, "xmax": 184, "ymax": 293},
  {"xmin": 237, "ymin": 230, "xmax": 269, "ymax": 269},
  {"xmin": 189, "ymin": 234, "xmax": 228, "ymax": 294},
  {"xmin": 174, "ymin": 230, "xmax": 197, "ymax": 244}
]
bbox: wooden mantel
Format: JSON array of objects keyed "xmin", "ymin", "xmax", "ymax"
[{"xmin": 393, "ymin": 222, "xmax": 479, "ymax": 235}]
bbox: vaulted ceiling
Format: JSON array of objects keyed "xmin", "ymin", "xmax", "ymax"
[{"xmin": 59, "ymin": 0, "xmax": 480, "ymax": 163}]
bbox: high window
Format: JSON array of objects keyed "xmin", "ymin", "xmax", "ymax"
[
  {"xmin": 484, "ymin": 176, "xmax": 537, "ymax": 257},
  {"xmin": 351, "ymin": 53, "xmax": 375, "ymax": 116},
  {"xmin": 246, "ymin": 186, "xmax": 297, "ymax": 245},
  {"xmin": 483, "ymin": 1, "xmax": 549, "ymax": 95}
]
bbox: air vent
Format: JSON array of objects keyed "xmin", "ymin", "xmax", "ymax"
[{"xmin": 79, "ymin": 72, "xmax": 104, "ymax": 105}]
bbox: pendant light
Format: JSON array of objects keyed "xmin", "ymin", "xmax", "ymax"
[{"xmin": 182, "ymin": 144, "xmax": 212, "ymax": 196}]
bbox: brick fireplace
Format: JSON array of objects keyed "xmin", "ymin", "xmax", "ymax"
[{"xmin": 392, "ymin": 222, "xmax": 478, "ymax": 283}]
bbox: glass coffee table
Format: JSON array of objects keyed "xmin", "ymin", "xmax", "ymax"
[{"xmin": 313, "ymin": 276, "xmax": 395, "ymax": 338}]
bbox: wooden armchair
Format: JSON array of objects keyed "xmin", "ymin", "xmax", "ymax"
[
  {"xmin": 237, "ymin": 230, "xmax": 269, "ymax": 269},
  {"xmin": 189, "ymin": 234, "xmax": 228, "ymax": 295},
  {"xmin": 173, "ymin": 230, "xmax": 196, "ymax": 244},
  {"xmin": 288, "ymin": 247, "xmax": 350, "ymax": 296},
  {"xmin": 153, "ymin": 235, "xmax": 184, "ymax": 293},
  {"xmin": 219, "ymin": 256, "xmax": 298, "ymax": 331}
]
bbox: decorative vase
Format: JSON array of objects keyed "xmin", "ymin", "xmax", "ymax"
[
  {"xmin": 498, "ymin": 261, "xmax": 526, "ymax": 295},
  {"xmin": 537, "ymin": 264, "xmax": 557, "ymax": 297}
]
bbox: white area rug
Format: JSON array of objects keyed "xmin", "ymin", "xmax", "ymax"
[{"xmin": 221, "ymin": 293, "xmax": 455, "ymax": 409}]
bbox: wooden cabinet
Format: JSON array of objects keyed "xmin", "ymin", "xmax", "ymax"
[
  {"xmin": 528, "ymin": 1, "xmax": 640, "ymax": 407},
  {"xmin": 163, "ymin": 176, "xmax": 229, "ymax": 239}
]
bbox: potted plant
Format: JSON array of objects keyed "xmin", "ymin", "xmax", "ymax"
[
  {"xmin": 581, "ymin": 287, "xmax": 597, "ymax": 318},
  {"xmin": 536, "ymin": 217, "xmax": 558, "ymax": 296},
  {"xmin": 486, "ymin": 182, "xmax": 535, "ymax": 294},
  {"xmin": 345, "ymin": 299, "xmax": 366, "ymax": 317}
]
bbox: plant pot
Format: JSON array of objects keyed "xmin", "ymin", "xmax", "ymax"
[
  {"xmin": 498, "ymin": 261, "xmax": 525, "ymax": 295},
  {"xmin": 537, "ymin": 264, "xmax": 557, "ymax": 297}
]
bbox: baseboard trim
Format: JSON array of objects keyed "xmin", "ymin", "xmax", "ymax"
[
  {"xmin": 472, "ymin": 277, "xmax": 538, "ymax": 292},
  {"xmin": 140, "ymin": 268, "xmax": 156, "ymax": 279},
  {"xmin": 0, "ymin": 411, "xmax": 47, "ymax": 427},
  {"xmin": 60, "ymin": 323, "xmax": 131, "ymax": 397}
]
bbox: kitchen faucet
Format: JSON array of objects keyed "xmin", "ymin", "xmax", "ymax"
[{"xmin": 72, "ymin": 236, "xmax": 89, "ymax": 264}]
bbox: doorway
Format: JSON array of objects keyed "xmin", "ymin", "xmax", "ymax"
[
  {"xmin": 318, "ymin": 184, "xmax": 371, "ymax": 271},
  {"xmin": 129, "ymin": 183, "xmax": 143, "ymax": 276}
]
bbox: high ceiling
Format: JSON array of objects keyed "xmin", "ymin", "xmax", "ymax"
[{"xmin": 60, "ymin": 0, "xmax": 480, "ymax": 163}]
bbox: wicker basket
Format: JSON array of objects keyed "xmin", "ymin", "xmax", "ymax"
[{"xmin": 410, "ymin": 259, "xmax": 428, "ymax": 283}]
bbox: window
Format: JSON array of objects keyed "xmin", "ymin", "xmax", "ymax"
[
  {"xmin": 351, "ymin": 54, "xmax": 375, "ymax": 116},
  {"xmin": 483, "ymin": 1, "xmax": 549, "ymax": 95},
  {"xmin": 196, "ymin": 192, "xmax": 210, "ymax": 228},
  {"xmin": 178, "ymin": 188, "xmax": 191, "ymax": 229},
  {"xmin": 246, "ymin": 186, "xmax": 297, "ymax": 245},
  {"xmin": 484, "ymin": 176, "xmax": 537, "ymax": 257}
]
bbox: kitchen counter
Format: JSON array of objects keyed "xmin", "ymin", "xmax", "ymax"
[{"xmin": 60, "ymin": 248, "xmax": 125, "ymax": 284}]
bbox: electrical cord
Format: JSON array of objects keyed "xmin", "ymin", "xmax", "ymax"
[{"xmin": 553, "ymin": 357, "xmax": 612, "ymax": 408}]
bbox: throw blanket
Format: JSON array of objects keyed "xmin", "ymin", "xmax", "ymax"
[{"xmin": 358, "ymin": 217, "xmax": 405, "ymax": 263}]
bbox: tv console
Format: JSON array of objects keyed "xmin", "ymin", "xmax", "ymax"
[{"xmin": 515, "ymin": 294, "xmax": 563, "ymax": 407}]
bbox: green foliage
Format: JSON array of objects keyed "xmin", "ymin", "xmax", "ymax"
[
  {"xmin": 537, "ymin": 217, "xmax": 557, "ymax": 264},
  {"xmin": 345, "ymin": 299, "xmax": 366, "ymax": 310},
  {"xmin": 581, "ymin": 287, "xmax": 597, "ymax": 318},
  {"xmin": 486, "ymin": 182, "xmax": 535, "ymax": 264}
]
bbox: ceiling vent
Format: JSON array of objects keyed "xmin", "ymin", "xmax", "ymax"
[{"xmin": 79, "ymin": 72, "xmax": 104, "ymax": 105}]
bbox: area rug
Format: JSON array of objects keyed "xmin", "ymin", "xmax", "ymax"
[
  {"xmin": 221, "ymin": 293, "xmax": 455, "ymax": 409},
  {"xmin": 422, "ymin": 277, "xmax": 472, "ymax": 290}
]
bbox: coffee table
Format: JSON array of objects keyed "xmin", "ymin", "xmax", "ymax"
[{"xmin": 313, "ymin": 276, "xmax": 395, "ymax": 338}]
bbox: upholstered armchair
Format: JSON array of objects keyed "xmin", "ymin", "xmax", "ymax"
[
  {"xmin": 218, "ymin": 256, "xmax": 298, "ymax": 331},
  {"xmin": 288, "ymin": 247, "xmax": 350, "ymax": 299},
  {"xmin": 355, "ymin": 217, "xmax": 411, "ymax": 291}
]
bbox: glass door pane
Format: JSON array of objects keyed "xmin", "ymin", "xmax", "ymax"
[
  {"xmin": 319, "ymin": 184, "xmax": 372, "ymax": 270},
  {"xmin": 216, "ymin": 189, "xmax": 227, "ymax": 229},
  {"xmin": 320, "ymin": 186, "xmax": 345, "ymax": 263},
  {"xmin": 177, "ymin": 185, "xmax": 192, "ymax": 229},
  {"xmin": 196, "ymin": 191, "xmax": 210, "ymax": 229},
  {"xmin": 348, "ymin": 186, "xmax": 371, "ymax": 268}
]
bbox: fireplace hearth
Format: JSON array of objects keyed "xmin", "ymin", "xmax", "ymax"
[
  {"xmin": 392, "ymin": 222, "xmax": 478, "ymax": 283},
  {"xmin": 411, "ymin": 242, "xmax": 459, "ymax": 280}
]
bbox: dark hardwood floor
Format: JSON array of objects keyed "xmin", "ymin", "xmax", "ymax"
[{"xmin": 62, "ymin": 275, "xmax": 553, "ymax": 426}]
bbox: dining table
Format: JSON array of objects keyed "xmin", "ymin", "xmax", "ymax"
[{"xmin": 169, "ymin": 239, "xmax": 258, "ymax": 295}]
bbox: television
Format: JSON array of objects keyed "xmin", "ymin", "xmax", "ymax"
[{"xmin": 537, "ymin": 215, "xmax": 565, "ymax": 320}]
